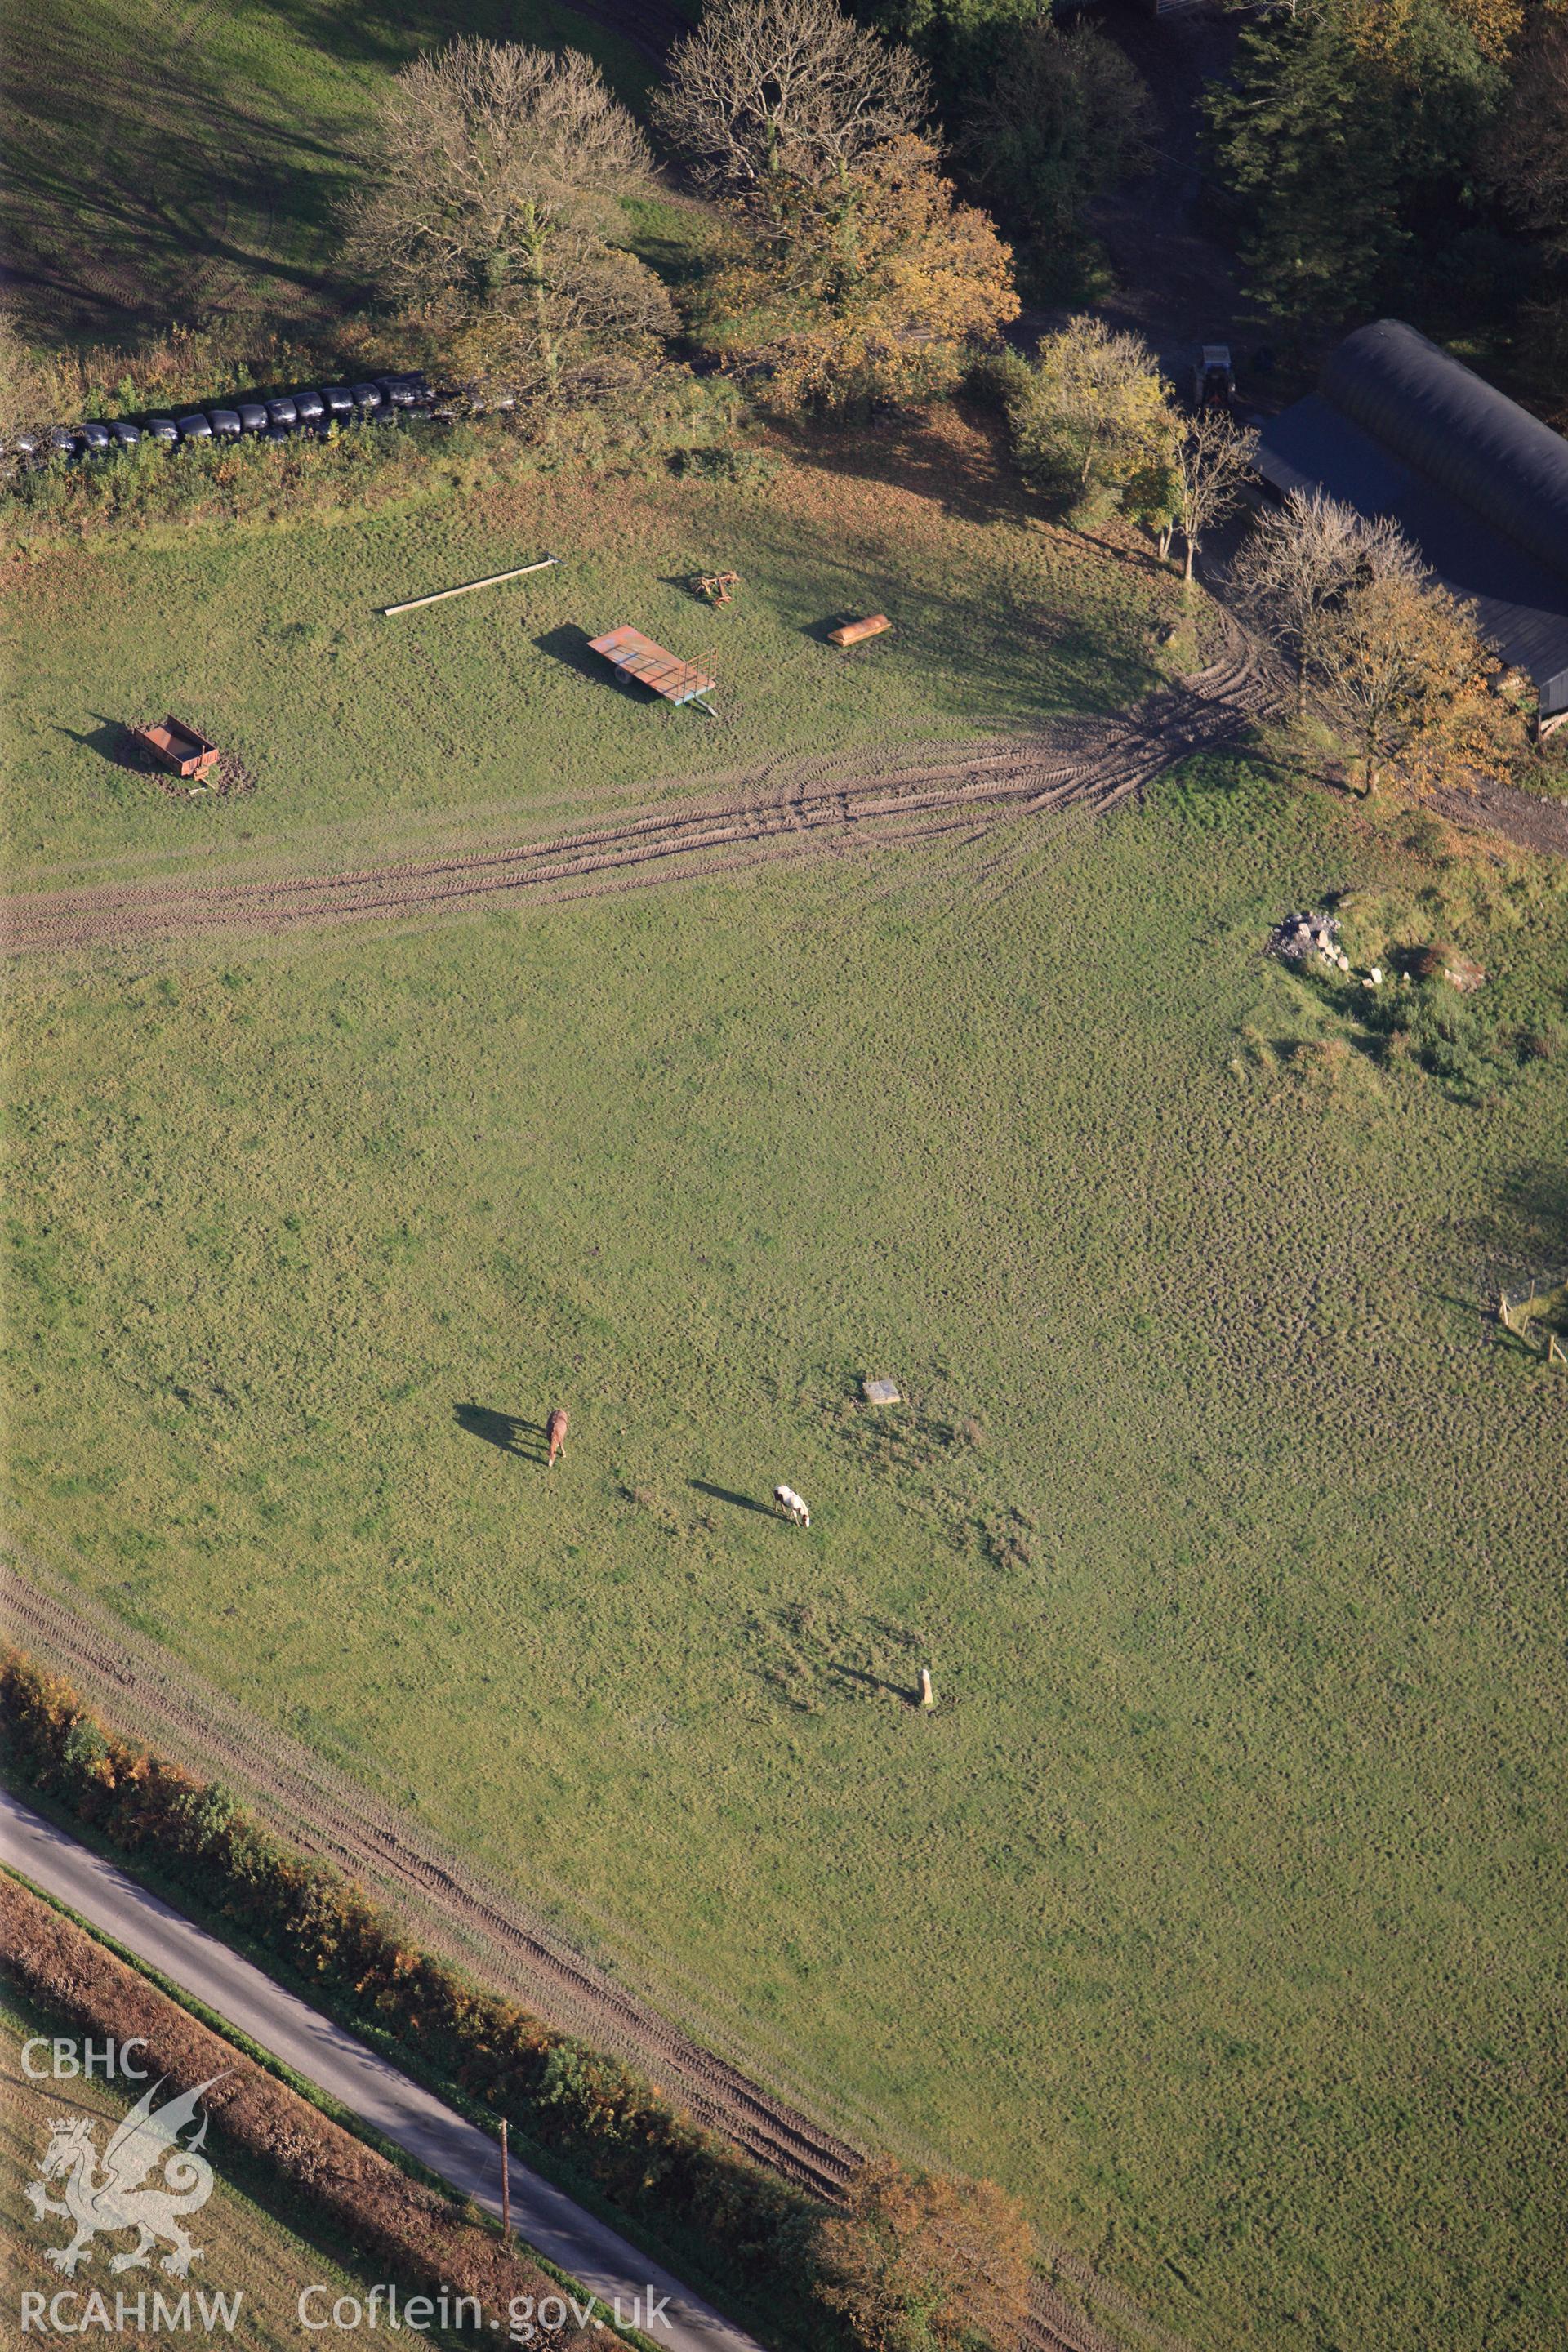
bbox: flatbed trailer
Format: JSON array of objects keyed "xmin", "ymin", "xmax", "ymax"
[{"xmin": 588, "ymin": 626, "xmax": 716, "ymax": 714}]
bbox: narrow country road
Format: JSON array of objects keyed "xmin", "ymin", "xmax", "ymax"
[{"xmin": 0, "ymin": 1789, "xmax": 764, "ymax": 2352}]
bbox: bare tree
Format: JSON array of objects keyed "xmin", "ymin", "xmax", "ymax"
[
  {"xmin": 1230, "ymin": 487, "xmax": 1417, "ymax": 710},
  {"xmin": 652, "ymin": 0, "xmax": 927, "ymax": 192},
  {"xmin": 1171, "ymin": 410, "xmax": 1258, "ymax": 584},
  {"xmin": 346, "ymin": 42, "xmax": 671, "ymax": 406}
]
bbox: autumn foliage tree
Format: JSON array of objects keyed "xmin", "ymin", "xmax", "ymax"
[
  {"xmin": 346, "ymin": 41, "xmax": 675, "ymax": 411},
  {"xmin": 1007, "ymin": 314, "xmax": 1172, "ymax": 509},
  {"xmin": 1312, "ymin": 565, "xmax": 1512, "ymax": 794},
  {"xmin": 1231, "ymin": 488, "xmax": 1411, "ymax": 710},
  {"xmin": 1232, "ymin": 490, "xmax": 1514, "ymax": 788},
  {"xmin": 700, "ymin": 134, "xmax": 1017, "ymax": 413},
  {"xmin": 815, "ymin": 2156, "xmax": 1035, "ymax": 2352}
]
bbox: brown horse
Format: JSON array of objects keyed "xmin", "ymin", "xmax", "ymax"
[{"xmin": 546, "ymin": 1408, "xmax": 568, "ymax": 1468}]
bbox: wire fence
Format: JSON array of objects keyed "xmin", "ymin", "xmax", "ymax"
[
  {"xmin": 1497, "ymin": 1265, "xmax": 1568, "ymax": 1314},
  {"xmin": 1490, "ymin": 1263, "xmax": 1568, "ymax": 1360}
]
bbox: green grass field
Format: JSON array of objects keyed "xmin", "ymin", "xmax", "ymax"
[
  {"xmin": 3, "ymin": 409, "xmax": 1170, "ymax": 879},
  {"xmin": 4, "ymin": 417, "xmax": 1566, "ymax": 2352},
  {"xmin": 6, "ymin": 1, "xmax": 1568, "ymax": 2339},
  {"xmin": 2, "ymin": 0, "xmax": 657, "ymax": 350},
  {"xmin": 0, "ymin": 1983, "xmax": 479, "ymax": 2346}
]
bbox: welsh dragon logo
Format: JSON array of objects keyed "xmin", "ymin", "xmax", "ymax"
[{"xmin": 26, "ymin": 2075, "xmax": 226, "ymax": 2278}]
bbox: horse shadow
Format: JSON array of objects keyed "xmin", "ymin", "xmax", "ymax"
[
  {"xmin": 826, "ymin": 1663, "xmax": 918, "ymax": 1704},
  {"xmin": 688, "ymin": 1479, "xmax": 775, "ymax": 1518},
  {"xmin": 455, "ymin": 1402, "xmax": 550, "ymax": 1462}
]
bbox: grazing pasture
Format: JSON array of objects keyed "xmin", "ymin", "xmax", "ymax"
[
  {"xmin": 4, "ymin": 416, "xmax": 1566, "ymax": 2352},
  {"xmin": 2, "ymin": 409, "xmax": 1174, "ymax": 879},
  {"xmin": 3, "ymin": 0, "xmax": 1566, "ymax": 2307},
  {"xmin": 1, "ymin": 0, "xmax": 657, "ymax": 349}
]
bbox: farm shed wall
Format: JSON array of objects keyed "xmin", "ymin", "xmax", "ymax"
[{"xmin": 1258, "ymin": 320, "xmax": 1568, "ymax": 719}]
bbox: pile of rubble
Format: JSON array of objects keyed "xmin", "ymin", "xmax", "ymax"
[
  {"xmin": 1272, "ymin": 909, "xmax": 1351, "ymax": 972},
  {"xmin": 1271, "ymin": 910, "xmax": 1488, "ymax": 994},
  {"xmin": 1409, "ymin": 942, "xmax": 1487, "ymax": 991}
]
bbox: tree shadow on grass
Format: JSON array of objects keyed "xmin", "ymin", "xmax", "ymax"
[
  {"xmin": 773, "ymin": 403, "xmax": 1028, "ymax": 534},
  {"xmin": 4, "ymin": 11, "xmax": 360, "ymax": 345},
  {"xmin": 688, "ymin": 1479, "xmax": 775, "ymax": 1518},
  {"xmin": 1463, "ymin": 1160, "xmax": 1568, "ymax": 1276},
  {"xmin": 455, "ymin": 1401, "xmax": 549, "ymax": 1462}
]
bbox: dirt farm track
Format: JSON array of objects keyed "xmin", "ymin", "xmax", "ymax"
[
  {"xmin": 10, "ymin": 616, "xmax": 1564, "ymax": 960},
  {"xmin": 4, "ymin": 627, "xmax": 1273, "ymax": 957}
]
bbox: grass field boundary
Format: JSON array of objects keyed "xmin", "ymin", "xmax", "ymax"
[
  {"xmin": 0, "ymin": 1540, "xmax": 875, "ymax": 2165},
  {"xmin": 1, "ymin": 1800, "xmax": 774, "ymax": 2352},
  {"xmin": 0, "ymin": 1878, "xmax": 662, "ymax": 2351},
  {"xmin": 0, "ymin": 1868, "xmax": 656, "ymax": 2351},
  {"xmin": 0, "ymin": 1580, "xmax": 1178, "ymax": 2352},
  {"xmin": 0, "ymin": 1978, "xmax": 503, "ymax": 2352}
]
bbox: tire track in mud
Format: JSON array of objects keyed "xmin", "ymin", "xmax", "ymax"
[
  {"xmin": 4, "ymin": 638, "xmax": 1254, "ymax": 2352},
  {"xmin": 5, "ymin": 631, "xmax": 1274, "ymax": 959}
]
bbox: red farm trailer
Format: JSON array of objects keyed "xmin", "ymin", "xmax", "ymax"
[{"xmin": 131, "ymin": 715, "xmax": 220, "ymax": 779}]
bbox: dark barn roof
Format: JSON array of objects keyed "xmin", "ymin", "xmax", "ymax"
[{"xmin": 1257, "ymin": 321, "xmax": 1568, "ymax": 718}]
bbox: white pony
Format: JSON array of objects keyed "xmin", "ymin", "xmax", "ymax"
[{"xmin": 773, "ymin": 1484, "xmax": 810, "ymax": 1527}]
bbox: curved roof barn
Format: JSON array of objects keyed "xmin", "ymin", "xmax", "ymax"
[{"xmin": 1257, "ymin": 320, "xmax": 1568, "ymax": 723}]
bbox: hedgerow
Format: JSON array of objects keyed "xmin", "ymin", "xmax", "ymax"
[
  {"xmin": 0, "ymin": 1648, "xmax": 832, "ymax": 2345},
  {"xmin": 0, "ymin": 1873, "xmax": 595, "ymax": 2348}
]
